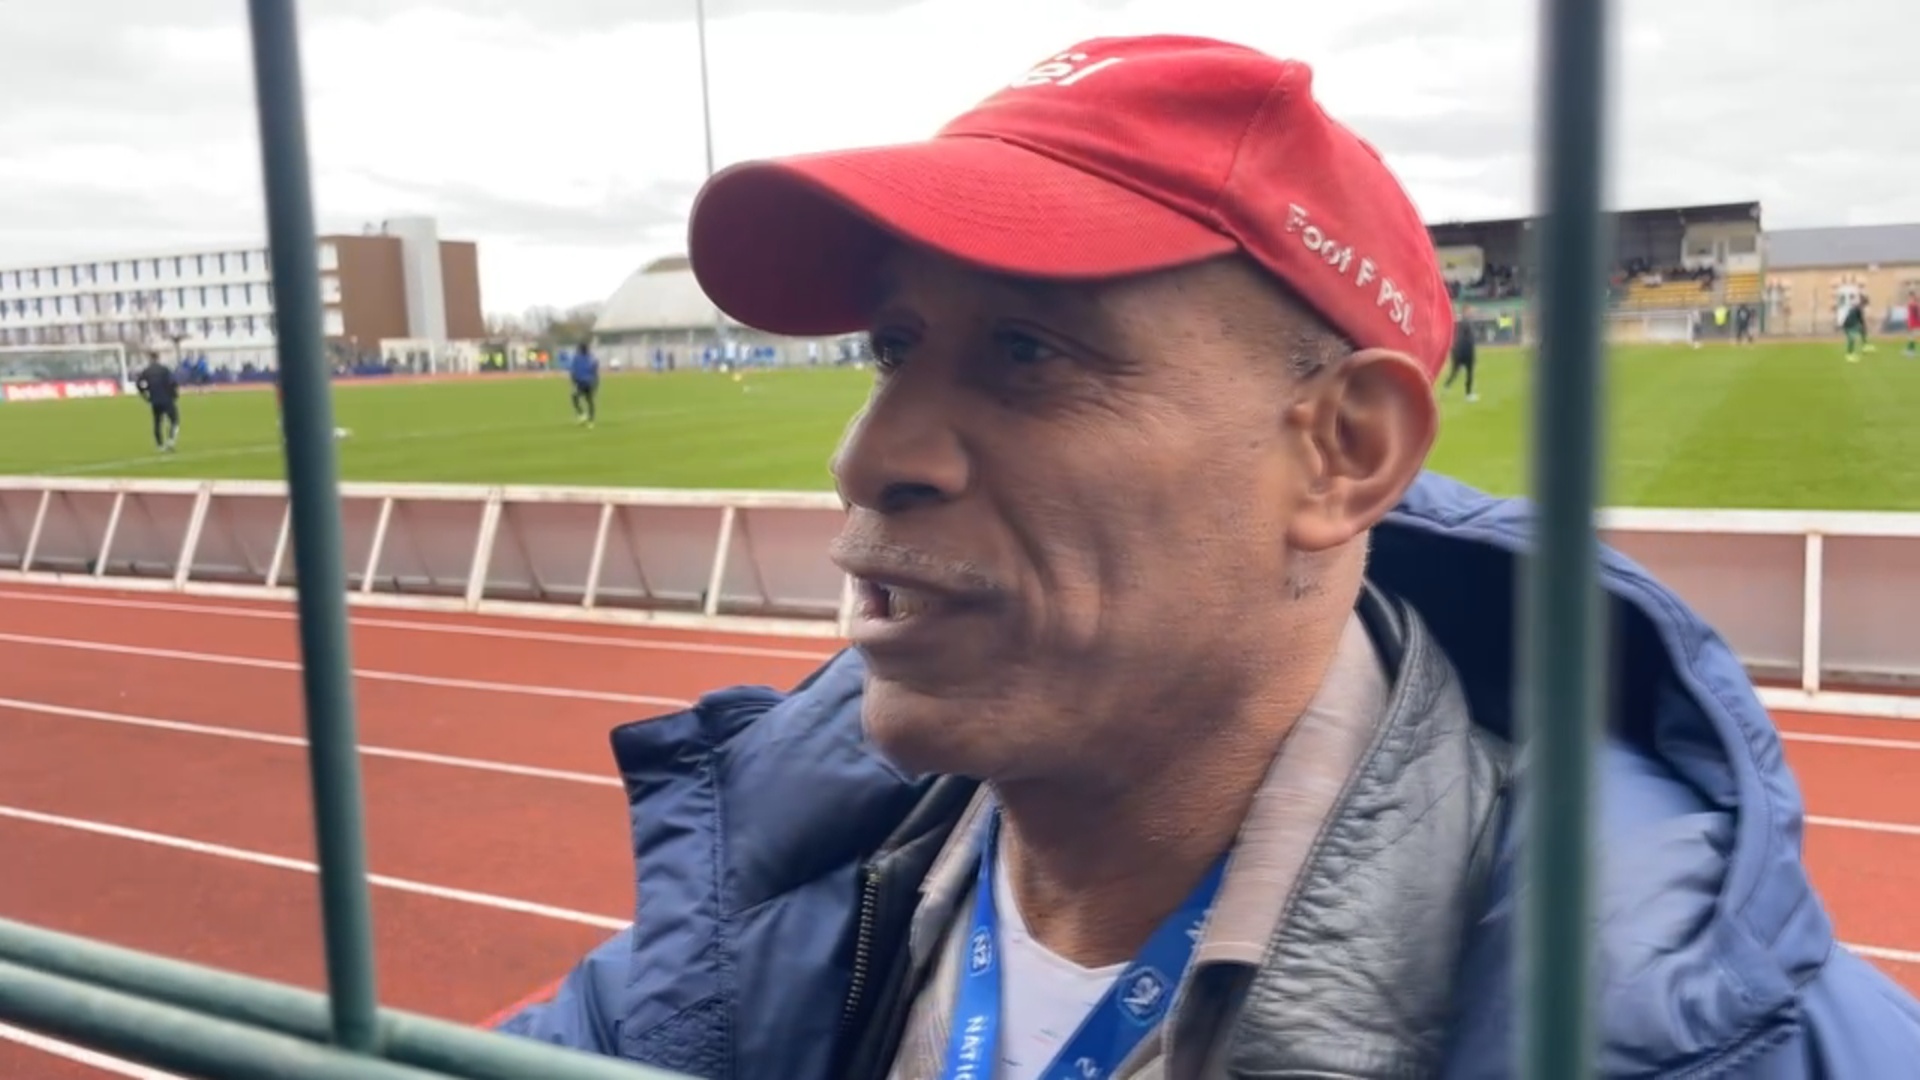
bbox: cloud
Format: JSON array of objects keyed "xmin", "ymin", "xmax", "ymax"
[{"xmin": 1, "ymin": 0, "xmax": 1916, "ymax": 314}]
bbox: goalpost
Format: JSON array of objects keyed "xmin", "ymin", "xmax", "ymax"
[{"xmin": 0, "ymin": 342, "xmax": 135, "ymax": 388}]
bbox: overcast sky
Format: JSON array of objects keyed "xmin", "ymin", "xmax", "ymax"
[{"xmin": 1, "ymin": 0, "xmax": 1913, "ymax": 315}]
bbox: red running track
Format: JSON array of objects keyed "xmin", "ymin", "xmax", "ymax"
[{"xmin": 0, "ymin": 583, "xmax": 1916, "ymax": 1078}]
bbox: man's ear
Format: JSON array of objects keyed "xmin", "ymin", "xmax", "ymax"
[{"xmin": 1283, "ymin": 349, "xmax": 1437, "ymax": 553}]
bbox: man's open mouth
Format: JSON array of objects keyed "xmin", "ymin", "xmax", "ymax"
[{"xmin": 857, "ymin": 579, "xmax": 943, "ymax": 621}]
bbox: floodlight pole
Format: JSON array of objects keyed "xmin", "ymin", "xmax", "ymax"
[
  {"xmin": 694, "ymin": 0, "xmax": 729, "ymax": 362},
  {"xmin": 695, "ymin": 0, "xmax": 716, "ymax": 180}
]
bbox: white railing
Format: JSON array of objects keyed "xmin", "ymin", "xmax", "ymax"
[
  {"xmin": 0, "ymin": 477, "xmax": 1914, "ymax": 719},
  {"xmin": 0, "ymin": 477, "xmax": 852, "ymax": 639}
]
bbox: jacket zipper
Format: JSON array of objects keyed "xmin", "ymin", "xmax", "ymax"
[{"xmin": 838, "ymin": 864, "xmax": 884, "ymax": 1039}]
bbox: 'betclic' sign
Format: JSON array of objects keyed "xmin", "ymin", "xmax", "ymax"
[{"xmin": 0, "ymin": 379, "xmax": 123, "ymax": 404}]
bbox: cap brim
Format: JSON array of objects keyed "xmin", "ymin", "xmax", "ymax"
[{"xmin": 687, "ymin": 135, "xmax": 1238, "ymax": 337}]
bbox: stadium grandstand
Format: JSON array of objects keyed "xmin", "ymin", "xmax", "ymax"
[
  {"xmin": 584, "ymin": 202, "xmax": 1912, "ymax": 359},
  {"xmin": 591, "ymin": 255, "xmax": 864, "ymax": 373},
  {"xmin": 1432, "ymin": 201, "xmax": 1765, "ymax": 344}
]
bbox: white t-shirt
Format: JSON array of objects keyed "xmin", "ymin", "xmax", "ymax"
[{"xmin": 991, "ymin": 843, "xmax": 1128, "ymax": 1080}]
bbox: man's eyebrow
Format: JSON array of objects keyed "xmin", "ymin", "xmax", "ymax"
[{"xmin": 870, "ymin": 267, "xmax": 1091, "ymax": 322}]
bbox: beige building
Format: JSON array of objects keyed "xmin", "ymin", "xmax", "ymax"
[{"xmin": 1762, "ymin": 224, "xmax": 1920, "ymax": 337}]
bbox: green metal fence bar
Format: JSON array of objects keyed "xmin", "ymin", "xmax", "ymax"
[
  {"xmin": 0, "ymin": 961, "xmax": 446, "ymax": 1080},
  {"xmin": 0, "ymin": 918, "xmax": 689, "ymax": 1080},
  {"xmin": 245, "ymin": 0, "xmax": 382, "ymax": 1054},
  {"xmin": 1519, "ymin": 0, "xmax": 1612, "ymax": 1075}
]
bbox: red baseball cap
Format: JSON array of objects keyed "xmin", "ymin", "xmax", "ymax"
[{"xmin": 687, "ymin": 35, "xmax": 1454, "ymax": 379}]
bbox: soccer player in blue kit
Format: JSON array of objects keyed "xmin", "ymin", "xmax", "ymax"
[{"xmin": 569, "ymin": 342, "xmax": 600, "ymax": 427}]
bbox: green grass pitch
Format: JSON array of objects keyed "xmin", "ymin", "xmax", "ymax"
[{"xmin": 0, "ymin": 339, "xmax": 1915, "ymax": 511}]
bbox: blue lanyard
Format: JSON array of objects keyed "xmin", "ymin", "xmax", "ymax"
[{"xmin": 939, "ymin": 813, "xmax": 1225, "ymax": 1080}]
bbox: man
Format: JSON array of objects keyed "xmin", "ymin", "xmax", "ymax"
[
  {"xmin": 1445, "ymin": 309, "xmax": 1479, "ymax": 400},
  {"xmin": 497, "ymin": 36, "xmax": 1920, "ymax": 1078},
  {"xmin": 1905, "ymin": 290, "xmax": 1917, "ymax": 356},
  {"xmin": 133, "ymin": 351, "xmax": 180, "ymax": 452},
  {"xmin": 1734, "ymin": 302, "xmax": 1756, "ymax": 345},
  {"xmin": 569, "ymin": 341, "xmax": 600, "ymax": 426},
  {"xmin": 1842, "ymin": 293, "xmax": 1870, "ymax": 361}
]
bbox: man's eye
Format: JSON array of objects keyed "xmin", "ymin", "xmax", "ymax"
[
  {"xmin": 866, "ymin": 333, "xmax": 908, "ymax": 370},
  {"xmin": 992, "ymin": 329, "xmax": 1059, "ymax": 365}
]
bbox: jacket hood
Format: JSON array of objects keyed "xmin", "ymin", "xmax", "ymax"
[{"xmin": 1378, "ymin": 470, "xmax": 1830, "ymax": 1074}]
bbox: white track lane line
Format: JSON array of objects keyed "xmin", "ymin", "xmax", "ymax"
[
  {"xmin": 0, "ymin": 697, "xmax": 621, "ymax": 788},
  {"xmin": 0, "ymin": 588, "xmax": 839, "ymax": 662},
  {"xmin": 0, "ymin": 805, "xmax": 630, "ymax": 932},
  {"xmin": 0, "ymin": 632, "xmax": 690, "ymax": 708},
  {"xmin": 0, "ymin": 1023, "xmax": 188, "ymax": 1080},
  {"xmin": 1852, "ymin": 944, "xmax": 1920, "ymax": 966},
  {"xmin": 1, "ymin": 807, "xmax": 1912, "ymax": 979},
  {"xmin": 1781, "ymin": 731, "xmax": 1920, "ymax": 752},
  {"xmin": 1807, "ymin": 815, "xmax": 1920, "ymax": 838}
]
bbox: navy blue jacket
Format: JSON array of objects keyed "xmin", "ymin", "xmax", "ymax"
[
  {"xmin": 498, "ymin": 472, "xmax": 1920, "ymax": 1077},
  {"xmin": 570, "ymin": 351, "xmax": 600, "ymax": 387}
]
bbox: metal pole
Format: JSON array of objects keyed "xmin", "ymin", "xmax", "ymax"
[
  {"xmin": 694, "ymin": 0, "xmax": 716, "ymax": 180},
  {"xmin": 244, "ymin": 0, "xmax": 382, "ymax": 1053},
  {"xmin": 694, "ymin": 0, "xmax": 728, "ymax": 359},
  {"xmin": 1518, "ymin": 0, "xmax": 1611, "ymax": 1075}
]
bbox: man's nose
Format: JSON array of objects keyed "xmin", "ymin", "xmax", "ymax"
[{"xmin": 830, "ymin": 371, "xmax": 969, "ymax": 515}]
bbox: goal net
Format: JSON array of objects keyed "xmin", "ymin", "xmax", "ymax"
[
  {"xmin": 0, "ymin": 343, "xmax": 133, "ymax": 386},
  {"xmin": 1606, "ymin": 311, "xmax": 1697, "ymax": 345}
]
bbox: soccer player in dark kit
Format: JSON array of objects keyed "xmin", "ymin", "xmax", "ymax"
[
  {"xmin": 134, "ymin": 351, "xmax": 181, "ymax": 452},
  {"xmin": 1444, "ymin": 310, "xmax": 1478, "ymax": 401}
]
